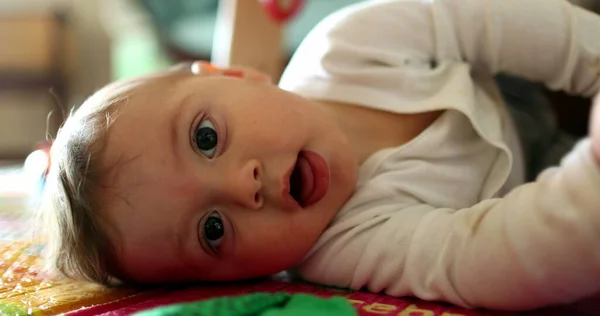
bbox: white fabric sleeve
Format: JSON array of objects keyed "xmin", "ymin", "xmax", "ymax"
[
  {"xmin": 438, "ymin": 0, "xmax": 600, "ymax": 95},
  {"xmin": 298, "ymin": 140, "xmax": 600, "ymax": 311},
  {"xmin": 280, "ymin": 0, "xmax": 600, "ymax": 99}
]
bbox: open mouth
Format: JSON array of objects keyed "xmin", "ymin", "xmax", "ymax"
[
  {"xmin": 288, "ymin": 151, "xmax": 330, "ymax": 208},
  {"xmin": 290, "ymin": 156, "xmax": 311, "ymax": 207}
]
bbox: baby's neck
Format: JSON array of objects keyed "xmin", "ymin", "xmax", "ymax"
[{"xmin": 320, "ymin": 101, "xmax": 443, "ymax": 165}]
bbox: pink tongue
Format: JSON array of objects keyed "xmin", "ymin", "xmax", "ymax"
[{"xmin": 297, "ymin": 156, "xmax": 314, "ymax": 204}]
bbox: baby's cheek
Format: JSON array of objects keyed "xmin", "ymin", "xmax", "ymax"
[
  {"xmin": 170, "ymin": 179, "xmax": 202, "ymax": 198},
  {"xmin": 242, "ymin": 224, "xmax": 309, "ymax": 264}
]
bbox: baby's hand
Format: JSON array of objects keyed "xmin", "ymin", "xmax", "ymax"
[{"xmin": 591, "ymin": 94, "xmax": 600, "ymax": 166}]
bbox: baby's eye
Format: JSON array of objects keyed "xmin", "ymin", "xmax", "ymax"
[
  {"xmin": 203, "ymin": 211, "xmax": 224, "ymax": 252},
  {"xmin": 195, "ymin": 119, "xmax": 218, "ymax": 158}
]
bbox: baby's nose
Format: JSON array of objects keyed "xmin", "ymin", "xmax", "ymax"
[{"xmin": 227, "ymin": 159, "xmax": 263, "ymax": 210}]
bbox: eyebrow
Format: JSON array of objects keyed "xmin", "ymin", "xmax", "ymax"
[
  {"xmin": 176, "ymin": 202, "xmax": 209, "ymax": 270},
  {"xmin": 175, "ymin": 227, "xmax": 187, "ymax": 262},
  {"xmin": 169, "ymin": 95, "xmax": 192, "ymax": 172},
  {"xmin": 171, "ymin": 177, "xmax": 199, "ymax": 268}
]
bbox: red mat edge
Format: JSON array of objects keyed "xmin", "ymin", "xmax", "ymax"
[{"xmin": 65, "ymin": 289, "xmax": 171, "ymax": 316}]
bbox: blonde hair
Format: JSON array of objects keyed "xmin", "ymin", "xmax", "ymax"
[{"xmin": 37, "ymin": 64, "xmax": 192, "ymax": 285}]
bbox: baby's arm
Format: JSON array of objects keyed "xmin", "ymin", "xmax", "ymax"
[
  {"xmin": 435, "ymin": 0, "xmax": 600, "ymax": 96},
  {"xmin": 299, "ymin": 135, "xmax": 600, "ymax": 310},
  {"xmin": 281, "ymin": 0, "xmax": 600, "ymax": 99}
]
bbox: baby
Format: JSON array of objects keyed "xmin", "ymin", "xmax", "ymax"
[{"xmin": 39, "ymin": 0, "xmax": 600, "ymax": 311}]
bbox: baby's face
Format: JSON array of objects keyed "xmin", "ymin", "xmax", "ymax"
[{"xmin": 100, "ymin": 71, "xmax": 358, "ymax": 283}]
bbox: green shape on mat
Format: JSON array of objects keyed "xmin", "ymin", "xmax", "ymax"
[
  {"xmin": 0, "ymin": 302, "xmax": 29, "ymax": 316},
  {"xmin": 133, "ymin": 292, "xmax": 356, "ymax": 316}
]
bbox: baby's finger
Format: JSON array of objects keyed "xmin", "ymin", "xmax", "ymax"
[
  {"xmin": 190, "ymin": 61, "xmax": 220, "ymax": 75},
  {"xmin": 189, "ymin": 61, "xmax": 273, "ymax": 84},
  {"xmin": 226, "ymin": 65, "xmax": 273, "ymax": 84},
  {"xmin": 591, "ymin": 93, "xmax": 600, "ymax": 165},
  {"xmin": 592, "ymin": 94, "xmax": 599, "ymax": 134}
]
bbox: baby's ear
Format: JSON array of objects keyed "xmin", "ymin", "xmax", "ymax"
[{"xmin": 190, "ymin": 61, "xmax": 272, "ymax": 84}]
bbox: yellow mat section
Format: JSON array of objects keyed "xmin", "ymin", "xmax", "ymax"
[
  {"xmin": 0, "ymin": 163, "xmax": 139, "ymax": 315},
  {"xmin": 0, "ymin": 241, "xmax": 139, "ymax": 315}
]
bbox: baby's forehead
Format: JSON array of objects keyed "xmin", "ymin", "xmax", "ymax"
[{"xmin": 98, "ymin": 92, "xmax": 185, "ymax": 168}]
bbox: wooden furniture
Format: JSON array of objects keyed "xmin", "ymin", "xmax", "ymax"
[{"xmin": 0, "ymin": 11, "xmax": 69, "ymax": 158}]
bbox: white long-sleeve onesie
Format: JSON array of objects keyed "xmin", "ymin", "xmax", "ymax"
[{"xmin": 278, "ymin": 0, "xmax": 600, "ymax": 311}]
